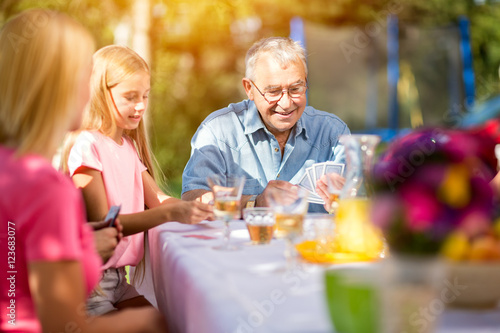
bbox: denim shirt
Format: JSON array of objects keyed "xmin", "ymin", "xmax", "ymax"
[{"xmin": 182, "ymin": 100, "xmax": 350, "ymax": 212}]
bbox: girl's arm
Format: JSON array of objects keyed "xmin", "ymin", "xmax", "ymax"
[
  {"xmin": 29, "ymin": 261, "xmax": 166, "ymax": 333},
  {"xmin": 142, "ymin": 169, "xmax": 171, "ymax": 208},
  {"xmin": 73, "ymin": 167, "xmax": 213, "ymax": 236},
  {"xmin": 73, "ymin": 167, "xmax": 109, "ymax": 222},
  {"xmin": 141, "ymin": 170, "xmax": 215, "ymax": 224},
  {"xmin": 72, "ymin": 167, "xmax": 171, "ymax": 235}
]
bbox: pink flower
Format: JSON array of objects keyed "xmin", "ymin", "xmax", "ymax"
[{"xmin": 400, "ymin": 184, "xmax": 441, "ymax": 232}]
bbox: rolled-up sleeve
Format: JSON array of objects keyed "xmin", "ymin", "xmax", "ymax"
[{"xmin": 182, "ymin": 123, "xmax": 226, "ymax": 194}]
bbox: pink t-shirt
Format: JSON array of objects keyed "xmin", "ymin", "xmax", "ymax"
[
  {"xmin": 68, "ymin": 131, "xmax": 147, "ymax": 269},
  {"xmin": 0, "ymin": 146, "xmax": 101, "ymax": 333}
]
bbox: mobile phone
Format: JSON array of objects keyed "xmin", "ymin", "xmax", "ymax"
[{"xmin": 105, "ymin": 204, "xmax": 121, "ymax": 228}]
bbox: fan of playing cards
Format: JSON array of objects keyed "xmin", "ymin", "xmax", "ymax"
[{"xmin": 296, "ymin": 162, "xmax": 345, "ymax": 204}]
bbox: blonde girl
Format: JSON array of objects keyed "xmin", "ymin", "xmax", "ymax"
[
  {"xmin": 66, "ymin": 45, "xmax": 213, "ymax": 315},
  {"xmin": 0, "ymin": 9, "xmax": 165, "ymax": 333}
]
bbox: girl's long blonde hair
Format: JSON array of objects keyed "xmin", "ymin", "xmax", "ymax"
[
  {"xmin": 83, "ymin": 45, "xmax": 157, "ymax": 180},
  {"xmin": 0, "ymin": 9, "xmax": 94, "ymax": 157}
]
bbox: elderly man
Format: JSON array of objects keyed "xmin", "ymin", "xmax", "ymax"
[{"xmin": 182, "ymin": 37, "xmax": 350, "ymax": 212}]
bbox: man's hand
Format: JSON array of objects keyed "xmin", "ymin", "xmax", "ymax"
[
  {"xmin": 258, "ymin": 180, "xmax": 297, "ymax": 207},
  {"xmin": 89, "ymin": 219, "xmax": 123, "ymax": 263},
  {"xmin": 316, "ymin": 173, "xmax": 345, "ymax": 213}
]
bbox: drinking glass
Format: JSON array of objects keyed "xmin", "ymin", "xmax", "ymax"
[
  {"xmin": 266, "ymin": 186, "xmax": 309, "ymax": 270},
  {"xmin": 208, "ymin": 174, "xmax": 245, "ymax": 251},
  {"xmin": 326, "ymin": 173, "xmax": 342, "ymax": 215},
  {"xmin": 243, "ymin": 207, "xmax": 275, "ymax": 245},
  {"xmin": 325, "ymin": 264, "xmax": 381, "ymax": 333}
]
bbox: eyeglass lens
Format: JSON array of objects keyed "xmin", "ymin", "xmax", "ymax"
[{"xmin": 265, "ymin": 85, "xmax": 307, "ymax": 102}]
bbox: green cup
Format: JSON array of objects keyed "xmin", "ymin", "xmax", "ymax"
[{"xmin": 324, "ymin": 264, "xmax": 381, "ymax": 333}]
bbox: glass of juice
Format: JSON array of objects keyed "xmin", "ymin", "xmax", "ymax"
[
  {"xmin": 266, "ymin": 186, "xmax": 309, "ymax": 270},
  {"xmin": 208, "ymin": 174, "xmax": 245, "ymax": 251},
  {"xmin": 243, "ymin": 207, "xmax": 275, "ymax": 245},
  {"xmin": 324, "ymin": 264, "xmax": 381, "ymax": 333},
  {"xmin": 326, "ymin": 172, "xmax": 342, "ymax": 214}
]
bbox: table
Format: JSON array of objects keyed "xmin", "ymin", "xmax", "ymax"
[{"xmin": 141, "ymin": 220, "xmax": 500, "ymax": 333}]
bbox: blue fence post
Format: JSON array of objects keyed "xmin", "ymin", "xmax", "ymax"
[
  {"xmin": 459, "ymin": 16, "xmax": 475, "ymax": 111},
  {"xmin": 387, "ymin": 15, "xmax": 399, "ymax": 133},
  {"xmin": 289, "ymin": 16, "xmax": 307, "ymax": 103},
  {"xmin": 290, "ymin": 16, "xmax": 306, "ymax": 49}
]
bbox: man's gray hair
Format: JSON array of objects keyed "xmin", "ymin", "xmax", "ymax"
[{"xmin": 245, "ymin": 37, "xmax": 307, "ymax": 81}]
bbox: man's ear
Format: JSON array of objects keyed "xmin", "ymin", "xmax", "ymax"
[{"xmin": 242, "ymin": 78, "xmax": 254, "ymax": 100}]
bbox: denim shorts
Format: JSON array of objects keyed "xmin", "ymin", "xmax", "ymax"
[{"xmin": 87, "ymin": 267, "xmax": 141, "ymax": 316}]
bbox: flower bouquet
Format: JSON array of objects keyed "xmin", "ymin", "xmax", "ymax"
[
  {"xmin": 370, "ymin": 127, "xmax": 498, "ymax": 256},
  {"xmin": 369, "ymin": 128, "xmax": 500, "ymax": 328}
]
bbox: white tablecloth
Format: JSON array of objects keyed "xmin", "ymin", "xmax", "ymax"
[{"xmin": 142, "ymin": 220, "xmax": 500, "ymax": 333}]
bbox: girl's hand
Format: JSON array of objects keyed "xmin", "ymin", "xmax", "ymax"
[
  {"xmin": 88, "ymin": 218, "xmax": 123, "ymax": 263},
  {"xmin": 89, "ymin": 219, "xmax": 124, "ymax": 240},
  {"xmin": 162, "ymin": 199, "xmax": 214, "ymax": 224}
]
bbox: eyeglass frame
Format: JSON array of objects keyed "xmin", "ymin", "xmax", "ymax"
[{"xmin": 248, "ymin": 79, "xmax": 308, "ymax": 104}]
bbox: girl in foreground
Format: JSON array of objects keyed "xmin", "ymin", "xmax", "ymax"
[
  {"xmin": 66, "ymin": 45, "xmax": 213, "ymax": 315},
  {"xmin": 0, "ymin": 9, "xmax": 165, "ymax": 333}
]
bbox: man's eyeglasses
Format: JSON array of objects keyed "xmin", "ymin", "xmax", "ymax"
[{"xmin": 249, "ymin": 79, "xmax": 308, "ymax": 104}]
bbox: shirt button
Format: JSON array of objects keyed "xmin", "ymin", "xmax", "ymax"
[
  {"xmin": 277, "ymin": 173, "xmax": 280, "ymax": 178},
  {"xmin": 274, "ymin": 148, "xmax": 279, "ymax": 152}
]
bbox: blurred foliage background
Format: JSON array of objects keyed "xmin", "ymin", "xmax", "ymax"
[{"xmin": 1, "ymin": 0, "xmax": 500, "ymax": 196}]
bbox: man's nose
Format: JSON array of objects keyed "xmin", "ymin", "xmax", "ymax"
[{"xmin": 276, "ymin": 91, "xmax": 293, "ymax": 109}]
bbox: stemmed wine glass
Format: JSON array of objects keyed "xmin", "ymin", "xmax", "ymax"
[
  {"xmin": 207, "ymin": 174, "xmax": 245, "ymax": 251},
  {"xmin": 266, "ymin": 186, "xmax": 309, "ymax": 270}
]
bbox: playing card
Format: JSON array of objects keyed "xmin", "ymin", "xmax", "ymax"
[
  {"xmin": 182, "ymin": 234, "xmax": 217, "ymax": 240},
  {"xmin": 298, "ymin": 170, "xmax": 314, "ymax": 193},
  {"xmin": 307, "ymin": 192, "xmax": 324, "ymax": 205},
  {"xmin": 297, "ymin": 163, "xmax": 344, "ymax": 205},
  {"xmin": 306, "ymin": 167, "xmax": 316, "ymax": 189},
  {"xmin": 324, "ymin": 162, "xmax": 345, "ymax": 176},
  {"xmin": 313, "ymin": 163, "xmax": 326, "ymax": 184}
]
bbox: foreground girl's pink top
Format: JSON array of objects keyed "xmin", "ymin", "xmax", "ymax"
[
  {"xmin": 0, "ymin": 146, "xmax": 101, "ymax": 333},
  {"xmin": 68, "ymin": 131, "xmax": 147, "ymax": 269}
]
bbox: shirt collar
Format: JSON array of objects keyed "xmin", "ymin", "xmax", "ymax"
[{"xmin": 243, "ymin": 101, "xmax": 267, "ymax": 135}]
